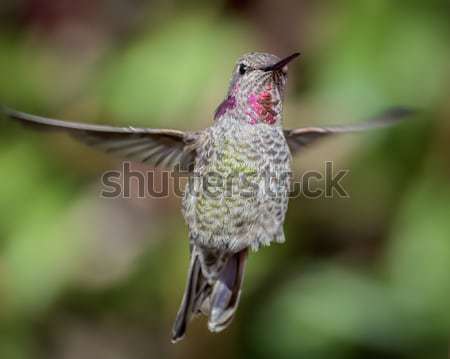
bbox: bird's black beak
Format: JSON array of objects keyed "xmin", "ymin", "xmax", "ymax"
[{"xmin": 262, "ymin": 52, "xmax": 300, "ymax": 72}]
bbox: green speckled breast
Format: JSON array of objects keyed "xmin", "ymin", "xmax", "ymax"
[{"xmin": 183, "ymin": 118, "xmax": 291, "ymax": 252}]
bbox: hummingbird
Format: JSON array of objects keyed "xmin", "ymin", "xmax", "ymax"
[{"xmin": 1, "ymin": 52, "xmax": 413, "ymax": 342}]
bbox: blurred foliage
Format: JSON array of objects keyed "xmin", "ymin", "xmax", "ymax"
[{"xmin": 0, "ymin": 1, "xmax": 449, "ymax": 358}]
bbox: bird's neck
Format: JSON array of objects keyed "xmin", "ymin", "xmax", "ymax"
[{"xmin": 214, "ymin": 87, "xmax": 282, "ymax": 126}]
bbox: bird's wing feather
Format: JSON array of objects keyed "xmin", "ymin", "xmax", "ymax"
[
  {"xmin": 1, "ymin": 107, "xmax": 199, "ymax": 171},
  {"xmin": 284, "ymin": 107, "xmax": 415, "ymax": 154}
]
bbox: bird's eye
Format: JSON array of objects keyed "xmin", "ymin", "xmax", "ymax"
[{"xmin": 238, "ymin": 63, "xmax": 247, "ymax": 75}]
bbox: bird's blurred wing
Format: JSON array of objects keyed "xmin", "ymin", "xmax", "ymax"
[
  {"xmin": 2, "ymin": 107, "xmax": 199, "ymax": 171},
  {"xmin": 284, "ymin": 107, "xmax": 415, "ymax": 155}
]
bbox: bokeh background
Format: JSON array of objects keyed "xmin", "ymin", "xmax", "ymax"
[{"xmin": 0, "ymin": 1, "xmax": 449, "ymax": 358}]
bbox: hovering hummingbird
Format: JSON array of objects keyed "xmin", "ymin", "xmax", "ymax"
[{"xmin": 1, "ymin": 52, "xmax": 413, "ymax": 342}]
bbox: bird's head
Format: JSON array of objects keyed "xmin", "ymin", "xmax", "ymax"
[{"xmin": 214, "ymin": 52, "xmax": 299, "ymax": 125}]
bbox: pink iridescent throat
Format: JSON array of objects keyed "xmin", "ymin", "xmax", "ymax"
[{"xmin": 246, "ymin": 90, "xmax": 279, "ymax": 125}]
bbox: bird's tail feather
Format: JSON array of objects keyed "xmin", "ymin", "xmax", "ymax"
[
  {"xmin": 171, "ymin": 249, "xmax": 202, "ymax": 343},
  {"xmin": 171, "ymin": 247, "xmax": 248, "ymax": 342}
]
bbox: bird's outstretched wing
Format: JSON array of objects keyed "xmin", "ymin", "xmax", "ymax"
[
  {"xmin": 1, "ymin": 107, "xmax": 199, "ymax": 171},
  {"xmin": 284, "ymin": 107, "xmax": 415, "ymax": 154}
]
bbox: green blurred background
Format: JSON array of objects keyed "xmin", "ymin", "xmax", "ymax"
[{"xmin": 0, "ymin": 1, "xmax": 449, "ymax": 358}]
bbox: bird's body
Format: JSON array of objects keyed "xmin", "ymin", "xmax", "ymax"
[
  {"xmin": 0, "ymin": 51, "xmax": 413, "ymax": 343},
  {"xmin": 172, "ymin": 53, "xmax": 296, "ymax": 338},
  {"xmin": 184, "ymin": 117, "xmax": 291, "ymax": 252}
]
